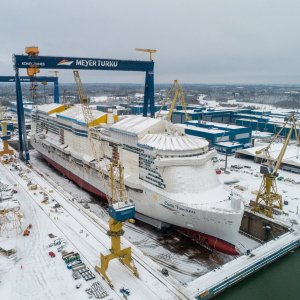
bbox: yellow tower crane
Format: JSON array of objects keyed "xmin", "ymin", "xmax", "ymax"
[
  {"xmin": 73, "ymin": 71, "xmax": 138, "ymax": 288},
  {"xmin": 157, "ymin": 79, "xmax": 191, "ymax": 122},
  {"xmin": 0, "ymin": 104, "xmax": 14, "ymax": 158},
  {"xmin": 253, "ymin": 114, "xmax": 300, "ymax": 218},
  {"xmin": 135, "ymin": 48, "xmax": 157, "ymax": 61}
]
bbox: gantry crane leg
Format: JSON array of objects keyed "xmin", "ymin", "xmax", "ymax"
[{"xmin": 95, "ymin": 218, "xmax": 139, "ymax": 288}]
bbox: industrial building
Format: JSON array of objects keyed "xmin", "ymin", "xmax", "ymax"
[
  {"xmin": 168, "ymin": 105, "xmax": 300, "ymax": 141},
  {"xmin": 177, "ymin": 120, "xmax": 252, "ymax": 154}
]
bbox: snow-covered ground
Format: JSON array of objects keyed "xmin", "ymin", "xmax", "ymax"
[
  {"xmin": 0, "ymin": 158, "xmax": 188, "ymax": 300},
  {"xmin": 215, "ymin": 147, "xmax": 300, "ymax": 227},
  {"xmin": 2, "ymin": 126, "xmax": 299, "ymax": 299}
]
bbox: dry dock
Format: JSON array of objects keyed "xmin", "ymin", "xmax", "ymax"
[{"xmin": 1, "ymin": 150, "xmax": 300, "ymax": 299}]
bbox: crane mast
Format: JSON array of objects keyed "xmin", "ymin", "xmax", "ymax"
[
  {"xmin": 73, "ymin": 71, "xmax": 138, "ymax": 287},
  {"xmin": 253, "ymin": 114, "xmax": 300, "ymax": 218},
  {"xmin": 157, "ymin": 80, "xmax": 191, "ymax": 122}
]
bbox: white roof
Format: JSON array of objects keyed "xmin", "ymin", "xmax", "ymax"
[
  {"xmin": 36, "ymin": 103, "xmax": 63, "ymax": 114},
  {"xmin": 177, "ymin": 124, "xmax": 226, "ymax": 134},
  {"xmin": 236, "ymin": 142, "xmax": 300, "ymax": 167},
  {"xmin": 138, "ymin": 133, "xmax": 208, "ymax": 152},
  {"xmin": 188, "ymin": 120, "xmax": 244, "ymax": 130},
  {"xmin": 110, "ymin": 115, "xmax": 163, "ymax": 137},
  {"xmin": 56, "ymin": 105, "xmax": 106, "ymax": 125}
]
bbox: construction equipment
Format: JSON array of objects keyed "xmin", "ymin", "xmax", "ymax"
[
  {"xmin": 25, "ymin": 46, "xmax": 40, "ymax": 77},
  {"xmin": 23, "ymin": 229, "xmax": 30, "ymax": 236},
  {"xmin": 135, "ymin": 48, "xmax": 157, "ymax": 61},
  {"xmin": 157, "ymin": 79, "xmax": 191, "ymax": 122},
  {"xmin": 252, "ymin": 114, "xmax": 300, "ymax": 218},
  {"xmin": 73, "ymin": 71, "xmax": 138, "ymax": 287}
]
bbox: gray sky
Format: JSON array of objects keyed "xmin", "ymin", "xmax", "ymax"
[{"xmin": 1, "ymin": 0, "xmax": 300, "ymax": 84}]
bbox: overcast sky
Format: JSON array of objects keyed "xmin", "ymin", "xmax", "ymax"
[{"xmin": 1, "ymin": 0, "xmax": 300, "ymax": 84}]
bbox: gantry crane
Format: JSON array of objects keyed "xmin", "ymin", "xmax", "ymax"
[
  {"xmin": 14, "ymin": 47, "xmax": 155, "ymax": 160},
  {"xmin": 253, "ymin": 114, "xmax": 300, "ymax": 218},
  {"xmin": 73, "ymin": 71, "xmax": 138, "ymax": 288},
  {"xmin": 157, "ymin": 79, "xmax": 191, "ymax": 122}
]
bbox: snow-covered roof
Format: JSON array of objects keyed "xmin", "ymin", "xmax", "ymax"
[
  {"xmin": 177, "ymin": 124, "xmax": 226, "ymax": 134},
  {"xmin": 215, "ymin": 141, "xmax": 242, "ymax": 147},
  {"xmin": 56, "ymin": 105, "xmax": 106, "ymax": 126},
  {"xmin": 37, "ymin": 103, "xmax": 64, "ymax": 114},
  {"xmin": 138, "ymin": 133, "xmax": 208, "ymax": 152},
  {"xmin": 110, "ymin": 115, "xmax": 164, "ymax": 137},
  {"xmin": 236, "ymin": 142, "xmax": 300, "ymax": 167}
]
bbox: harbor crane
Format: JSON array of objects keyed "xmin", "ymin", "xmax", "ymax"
[
  {"xmin": 253, "ymin": 114, "xmax": 300, "ymax": 218},
  {"xmin": 157, "ymin": 79, "xmax": 191, "ymax": 122},
  {"xmin": 73, "ymin": 71, "xmax": 138, "ymax": 288}
]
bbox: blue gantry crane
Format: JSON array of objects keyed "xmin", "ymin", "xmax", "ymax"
[
  {"xmin": 0, "ymin": 76, "xmax": 59, "ymax": 103},
  {"xmin": 0, "ymin": 74, "xmax": 60, "ymax": 161},
  {"xmin": 13, "ymin": 46, "xmax": 155, "ymax": 161}
]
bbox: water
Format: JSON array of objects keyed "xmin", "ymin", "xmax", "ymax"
[{"xmin": 215, "ymin": 248, "xmax": 300, "ymax": 300}]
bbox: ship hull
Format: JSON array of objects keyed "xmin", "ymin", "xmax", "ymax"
[
  {"xmin": 40, "ymin": 152, "xmax": 239, "ymax": 256},
  {"xmin": 41, "ymin": 154, "xmax": 107, "ymax": 199}
]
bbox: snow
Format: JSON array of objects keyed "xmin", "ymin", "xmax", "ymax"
[
  {"xmin": 90, "ymin": 96, "xmax": 108, "ymax": 103},
  {"xmin": 236, "ymin": 141, "xmax": 300, "ymax": 167},
  {"xmin": 214, "ymin": 152, "xmax": 300, "ymax": 226},
  {"xmin": 188, "ymin": 120, "xmax": 244, "ymax": 130},
  {"xmin": 0, "ymin": 158, "xmax": 187, "ymax": 299},
  {"xmin": 214, "ymin": 141, "xmax": 242, "ymax": 147},
  {"xmin": 251, "ymin": 130, "xmax": 273, "ymax": 139},
  {"xmin": 56, "ymin": 105, "xmax": 106, "ymax": 125},
  {"xmin": 36, "ymin": 103, "xmax": 64, "ymax": 114},
  {"xmin": 3, "ymin": 104, "xmax": 300, "ymax": 299},
  {"xmin": 177, "ymin": 124, "xmax": 226, "ymax": 134}
]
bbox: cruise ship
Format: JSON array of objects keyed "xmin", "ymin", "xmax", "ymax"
[{"xmin": 30, "ymin": 103, "xmax": 244, "ymax": 255}]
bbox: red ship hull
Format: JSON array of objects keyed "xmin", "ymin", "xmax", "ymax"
[
  {"xmin": 176, "ymin": 227, "xmax": 239, "ymax": 256},
  {"xmin": 41, "ymin": 154, "xmax": 239, "ymax": 256}
]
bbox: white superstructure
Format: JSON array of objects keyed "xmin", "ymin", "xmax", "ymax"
[{"xmin": 30, "ymin": 104, "xmax": 244, "ymax": 255}]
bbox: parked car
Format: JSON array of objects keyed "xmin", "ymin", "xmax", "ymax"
[{"xmin": 49, "ymin": 251, "xmax": 56, "ymax": 258}]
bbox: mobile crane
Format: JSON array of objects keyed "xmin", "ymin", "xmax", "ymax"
[
  {"xmin": 73, "ymin": 71, "xmax": 138, "ymax": 288},
  {"xmin": 253, "ymin": 114, "xmax": 300, "ymax": 218},
  {"xmin": 157, "ymin": 79, "xmax": 191, "ymax": 122}
]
